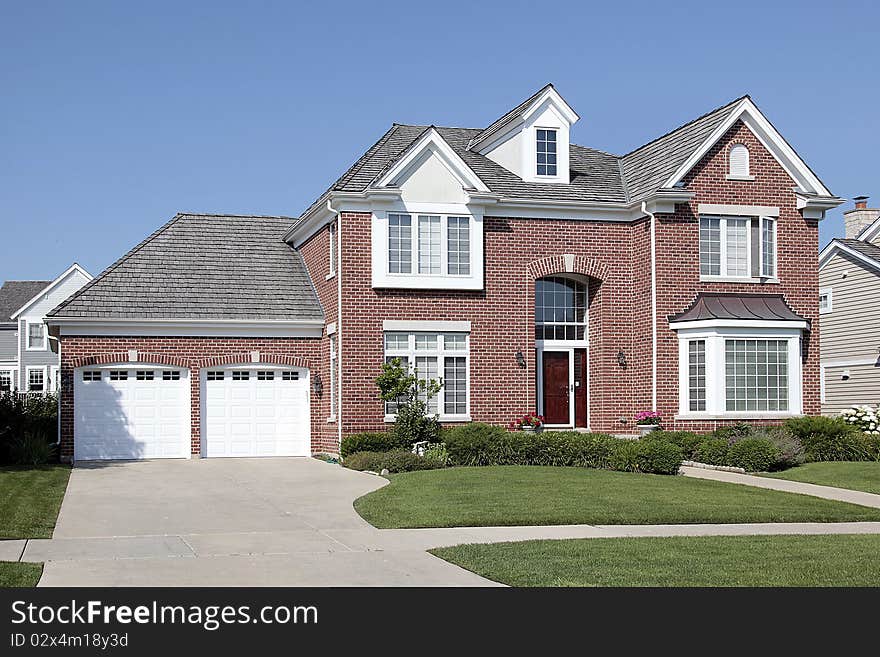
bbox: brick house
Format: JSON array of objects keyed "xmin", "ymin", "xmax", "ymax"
[{"xmin": 47, "ymin": 85, "xmax": 842, "ymax": 461}]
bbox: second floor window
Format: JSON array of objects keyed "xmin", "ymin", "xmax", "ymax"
[
  {"xmin": 387, "ymin": 213, "xmax": 471, "ymax": 277},
  {"xmin": 699, "ymin": 215, "xmax": 777, "ymax": 279},
  {"xmin": 27, "ymin": 322, "xmax": 46, "ymax": 350},
  {"xmin": 536, "ymin": 128, "xmax": 557, "ymax": 176}
]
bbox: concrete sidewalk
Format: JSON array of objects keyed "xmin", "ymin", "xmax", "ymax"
[{"xmin": 680, "ymin": 465, "xmax": 880, "ymax": 509}]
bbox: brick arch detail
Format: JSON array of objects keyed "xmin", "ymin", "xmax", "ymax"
[
  {"xmin": 195, "ymin": 353, "xmax": 313, "ymax": 369},
  {"xmin": 71, "ymin": 352, "xmax": 189, "ymax": 369},
  {"xmin": 526, "ymin": 255, "xmax": 610, "ymax": 282}
]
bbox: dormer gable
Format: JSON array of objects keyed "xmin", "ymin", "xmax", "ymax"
[{"xmin": 468, "ymin": 84, "xmax": 579, "ymax": 185}]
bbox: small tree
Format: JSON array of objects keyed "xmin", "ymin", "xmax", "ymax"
[{"xmin": 376, "ymin": 358, "xmax": 441, "ymax": 446}]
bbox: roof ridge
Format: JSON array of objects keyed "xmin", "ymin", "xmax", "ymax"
[
  {"xmin": 622, "ymin": 95, "xmax": 749, "ymax": 158},
  {"xmin": 47, "ymin": 213, "xmax": 188, "ymax": 317},
  {"xmin": 467, "ymin": 83, "xmax": 555, "ymax": 151},
  {"xmin": 176, "ymin": 212, "xmax": 295, "ymax": 220}
]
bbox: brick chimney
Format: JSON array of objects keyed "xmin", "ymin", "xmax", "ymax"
[{"xmin": 844, "ymin": 196, "xmax": 880, "ymax": 239}]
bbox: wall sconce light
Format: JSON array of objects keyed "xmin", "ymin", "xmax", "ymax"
[
  {"xmin": 515, "ymin": 351, "xmax": 526, "ymax": 369},
  {"xmin": 616, "ymin": 351, "xmax": 627, "ymax": 368},
  {"xmin": 312, "ymin": 373, "xmax": 323, "ymax": 395}
]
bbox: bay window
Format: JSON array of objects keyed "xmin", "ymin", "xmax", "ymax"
[
  {"xmin": 699, "ymin": 215, "xmax": 777, "ymax": 280},
  {"xmin": 678, "ymin": 330, "xmax": 801, "ymax": 417},
  {"xmin": 383, "ymin": 331, "xmax": 469, "ymax": 420},
  {"xmin": 387, "ymin": 213, "xmax": 471, "ymax": 278}
]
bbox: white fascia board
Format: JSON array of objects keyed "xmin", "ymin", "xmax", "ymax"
[
  {"xmin": 474, "ymin": 87, "xmax": 579, "ymax": 154},
  {"xmin": 382, "ymin": 320, "xmax": 471, "ymax": 332},
  {"xmin": 10, "ymin": 263, "xmax": 93, "ymax": 320},
  {"xmin": 698, "ymin": 203, "xmax": 780, "ymax": 217},
  {"xmin": 857, "ymin": 215, "xmax": 880, "ymax": 242},
  {"xmin": 49, "ymin": 318, "xmax": 324, "ymax": 338},
  {"xmin": 819, "ymin": 241, "xmax": 880, "ymax": 274},
  {"xmin": 663, "ymin": 98, "xmax": 832, "ymax": 197},
  {"xmin": 375, "ymin": 128, "xmax": 490, "ymax": 193},
  {"xmin": 669, "ymin": 319, "xmax": 809, "ymax": 331}
]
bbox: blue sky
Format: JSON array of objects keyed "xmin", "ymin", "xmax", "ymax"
[{"xmin": 1, "ymin": 0, "xmax": 877, "ymax": 282}]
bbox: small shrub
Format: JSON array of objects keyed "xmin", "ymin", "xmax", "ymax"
[
  {"xmin": 784, "ymin": 415, "xmax": 855, "ymax": 442},
  {"xmin": 726, "ymin": 437, "xmax": 781, "ymax": 472},
  {"xmin": 712, "ymin": 422, "xmax": 754, "ymax": 442},
  {"xmin": 443, "ymin": 423, "xmax": 507, "ymax": 466},
  {"xmin": 340, "ymin": 432, "xmax": 405, "ymax": 458},
  {"xmin": 7, "ymin": 429, "xmax": 56, "ymax": 466},
  {"xmin": 423, "ymin": 442, "xmax": 450, "ymax": 467},
  {"xmin": 381, "ymin": 449, "xmax": 442, "ymax": 473},
  {"xmin": 644, "ymin": 431, "xmax": 704, "ymax": 459},
  {"xmin": 611, "ymin": 440, "xmax": 640, "ymax": 472},
  {"xmin": 695, "ymin": 438, "xmax": 729, "ymax": 465},
  {"xmin": 342, "ymin": 451, "xmax": 387, "ymax": 472},
  {"xmin": 749, "ymin": 426, "xmax": 804, "ymax": 468},
  {"xmin": 376, "ymin": 358, "xmax": 441, "ymax": 447},
  {"xmin": 611, "ymin": 439, "xmax": 682, "ymax": 475}
]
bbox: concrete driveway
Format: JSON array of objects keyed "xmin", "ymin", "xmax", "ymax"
[{"xmin": 22, "ymin": 458, "xmax": 497, "ymax": 586}]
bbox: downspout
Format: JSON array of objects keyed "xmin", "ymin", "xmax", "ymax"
[
  {"xmin": 641, "ymin": 201, "xmax": 658, "ymax": 412},
  {"xmin": 48, "ymin": 334, "xmax": 61, "ymax": 446},
  {"xmin": 327, "ymin": 198, "xmax": 343, "ymax": 452}
]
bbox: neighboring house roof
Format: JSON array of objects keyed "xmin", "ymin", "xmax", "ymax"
[
  {"xmin": 0, "ymin": 280, "xmax": 51, "ymax": 324},
  {"xmin": 837, "ymin": 238, "xmax": 880, "ymax": 264},
  {"xmin": 47, "ymin": 214, "xmax": 323, "ymax": 322},
  {"xmin": 295, "ymin": 93, "xmax": 749, "ymax": 223},
  {"xmin": 669, "ymin": 293, "xmax": 808, "ymax": 324},
  {"xmin": 819, "ymin": 238, "xmax": 880, "ymax": 274},
  {"xmin": 9, "ymin": 263, "xmax": 92, "ymax": 320}
]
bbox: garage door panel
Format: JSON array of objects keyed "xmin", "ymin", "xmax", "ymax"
[
  {"xmin": 203, "ymin": 367, "xmax": 310, "ymax": 457},
  {"xmin": 74, "ymin": 368, "xmax": 190, "ymax": 461}
]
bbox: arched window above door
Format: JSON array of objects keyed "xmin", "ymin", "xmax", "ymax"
[{"xmin": 535, "ymin": 276, "xmax": 587, "ymax": 340}]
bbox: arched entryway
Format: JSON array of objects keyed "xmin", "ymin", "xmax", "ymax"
[{"xmin": 535, "ymin": 274, "xmax": 589, "ymax": 428}]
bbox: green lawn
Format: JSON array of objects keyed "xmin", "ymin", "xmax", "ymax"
[
  {"xmin": 763, "ymin": 462, "xmax": 880, "ymax": 495},
  {"xmin": 355, "ymin": 466, "xmax": 880, "ymax": 528},
  {"xmin": 0, "ymin": 562, "xmax": 43, "ymax": 587},
  {"xmin": 0, "ymin": 465, "xmax": 71, "ymax": 539},
  {"xmin": 432, "ymin": 534, "xmax": 880, "ymax": 586}
]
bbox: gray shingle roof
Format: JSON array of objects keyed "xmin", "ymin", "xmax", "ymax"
[
  {"xmin": 837, "ymin": 238, "xmax": 880, "ymax": 265},
  {"xmin": 296, "ymin": 92, "xmax": 747, "ymax": 221},
  {"xmin": 669, "ymin": 293, "xmax": 808, "ymax": 324},
  {"xmin": 0, "ymin": 280, "xmax": 51, "ymax": 323},
  {"xmin": 48, "ymin": 214, "xmax": 323, "ymax": 321}
]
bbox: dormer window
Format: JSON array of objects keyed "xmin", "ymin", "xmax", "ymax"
[
  {"xmin": 536, "ymin": 129, "xmax": 557, "ymax": 176},
  {"xmin": 728, "ymin": 143, "xmax": 752, "ymax": 179}
]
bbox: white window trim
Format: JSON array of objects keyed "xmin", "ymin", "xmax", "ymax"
[
  {"xmin": 383, "ymin": 331, "xmax": 471, "ymax": 422},
  {"xmin": 0, "ymin": 367, "xmax": 14, "ymax": 392},
  {"xmin": 535, "ymin": 127, "xmax": 559, "ymax": 178},
  {"xmin": 26, "ymin": 366, "xmax": 47, "ymax": 392},
  {"xmin": 727, "ymin": 143, "xmax": 755, "ymax": 181},
  {"xmin": 50, "ymin": 365, "xmax": 60, "ymax": 392},
  {"xmin": 818, "ymin": 287, "xmax": 833, "ymax": 315},
  {"xmin": 699, "ymin": 215, "xmax": 779, "ymax": 283},
  {"xmin": 676, "ymin": 326, "xmax": 803, "ymax": 419},
  {"xmin": 325, "ymin": 221, "xmax": 336, "ymax": 280},
  {"xmin": 25, "ymin": 320, "xmax": 47, "ymax": 351},
  {"xmin": 372, "ymin": 203, "xmax": 484, "ymax": 290}
]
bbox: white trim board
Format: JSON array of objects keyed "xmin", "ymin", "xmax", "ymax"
[
  {"xmin": 382, "ymin": 320, "xmax": 471, "ymax": 332},
  {"xmin": 697, "ymin": 203, "xmax": 779, "ymax": 217},
  {"xmin": 10, "ymin": 263, "xmax": 92, "ymax": 320},
  {"xmin": 819, "ymin": 241, "xmax": 880, "ymax": 274}
]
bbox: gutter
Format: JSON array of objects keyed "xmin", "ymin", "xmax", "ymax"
[
  {"xmin": 327, "ymin": 198, "xmax": 343, "ymax": 452},
  {"xmin": 641, "ymin": 201, "xmax": 658, "ymax": 413}
]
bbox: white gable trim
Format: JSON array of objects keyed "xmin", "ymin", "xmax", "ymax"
[
  {"xmin": 374, "ymin": 128, "xmax": 489, "ymax": 193},
  {"xmin": 857, "ymin": 214, "xmax": 880, "ymax": 243},
  {"xmin": 662, "ymin": 97, "xmax": 832, "ymax": 198},
  {"xmin": 819, "ymin": 241, "xmax": 880, "ymax": 274},
  {"xmin": 10, "ymin": 263, "xmax": 93, "ymax": 320}
]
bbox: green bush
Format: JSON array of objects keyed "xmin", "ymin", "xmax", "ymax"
[
  {"xmin": 611, "ymin": 439, "xmax": 683, "ymax": 475},
  {"xmin": 643, "ymin": 431, "xmax": 704, "ymax": 459},
  {"xmin": 7, "ymin": 429, "xmax": 57, "ymax": 466},
  {"xmin": 695, "ymin": 438, "xmax": 729, "ymax": 465},
  {"xmin": 340, "ymin": 432, "xmax": 406, "ymax": 458},
  {"xmin": 0, "ymin": 393, "xmax": 58, "ymax": 465},
  {"xmin": 725, "ymin": 437, "xmax": 782, "ymax": 472},
  {"xmin": 423, "ymin": 442, "xmax": 450, "ymax": 467},
  {"xmin": 748, "ymin": 426, "xmax": 804, "ymax": 468},
  {"xmin": 712, "ymin": 422, "xmax": 754, "ymax": 442},
  {"xmin": 443, "ymin": 423, "xmax": 507, "ymax": 466},
  {"xmin": 342, "ymin": 449, "xmax": 442, "ymax": 473}
]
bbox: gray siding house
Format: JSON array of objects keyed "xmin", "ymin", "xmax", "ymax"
[
  {"xmin": 818, "ymin": 197, "xmax": 880, "ymax": 414},
  {"xmin": 0, "ymin": 265, "xmax": 92, "ymax": 392}
]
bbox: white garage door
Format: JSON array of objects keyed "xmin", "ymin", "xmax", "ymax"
[
  {"xmin": 202, "ymin": 366, "xmax": 310, "ymax": 457},
  {"xmin": 74, "ymin": 367, "xmax": 191, "ymax": 461}
]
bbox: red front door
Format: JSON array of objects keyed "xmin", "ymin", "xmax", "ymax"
[{"xmin": 542, "ymin": 352, "xmax": 570, "ymax": 425}]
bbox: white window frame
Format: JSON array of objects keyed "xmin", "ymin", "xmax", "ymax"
[
  {"xmin": 677, "ymin": 326, "xmax": 802, "ymax": 418},
  {"xmin": 50, "ymin": 365, "xmax": 60, "ymax": 392},
  {"xmin": 383, "ymin": 331, "xmax": 470, "ymax": 422},
  {"xmin": 535, "ymin": 127, "xmax": 558, "ymax": 177},
  {"xmin": 326, "ymin": 221, "xmax": 336, "ymax": 279},
  {"xmin": 25, "ymin": 320, "xmax": 47, "ymax": 351},
  {"xmin": 372, "ymin": 203, "xmax": 484, "ymax": 290},
  {"xmin": 0, "ymin": 368, "xmax": 13, "ymax": 392},
  {"xmin": 699, "ymin": 215, "xmax": 778, "ymax": 282},
  {"xmin": 26, "ymin": 366, "xmax": 46, "ymax": 392},
  {"xmin": 819, "ymin": 287, "xmax": 832, "ymax": 315}
]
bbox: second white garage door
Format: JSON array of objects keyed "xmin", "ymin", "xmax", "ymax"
[{"xmin": 202, "ymin": 366, "xmax": 310, "ymax": 457}]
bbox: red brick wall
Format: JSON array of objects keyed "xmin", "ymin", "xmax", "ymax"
[
  {"xmin": 58, "ymin": 336, "xmax": 335, "ymax": 460},
  {"xmin": 336, "ymin": 120, "xmax": 820, "ymax": 435},
  {"xmin": 655, "ymin": 120, "xmax": 821, "ymax": 430}
]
